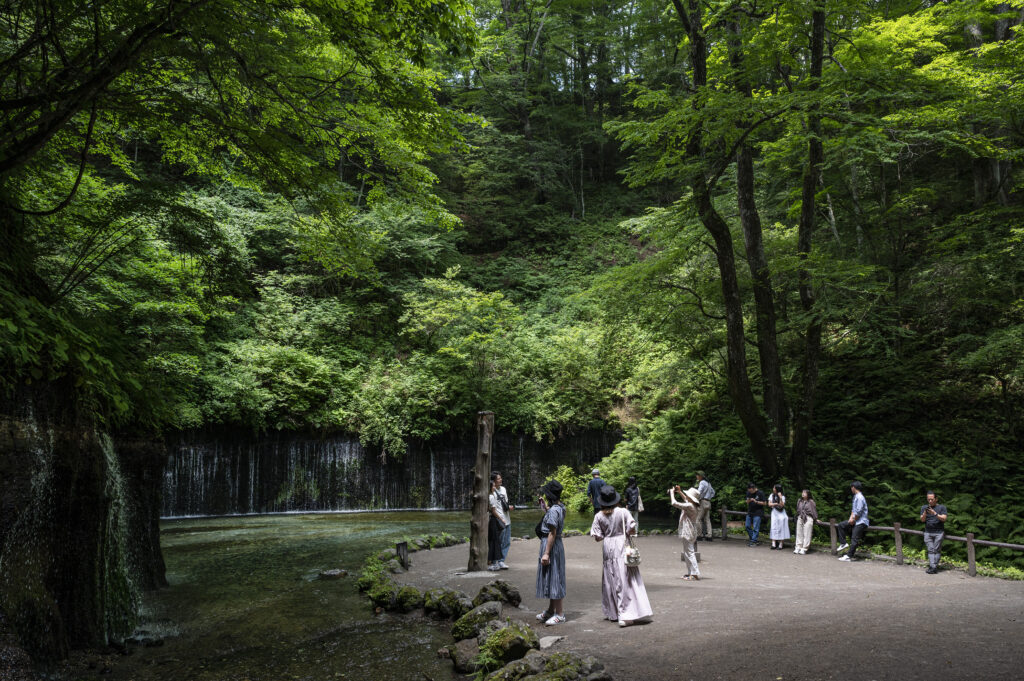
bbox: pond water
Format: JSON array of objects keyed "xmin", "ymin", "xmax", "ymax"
[{"xmin": 106, "ymin": 510, "xmax": 675, "ymax": 681}]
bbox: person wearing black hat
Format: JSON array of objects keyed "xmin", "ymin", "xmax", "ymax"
[
  {"xmin": 535, "ymin": 480, "xmax": 566, "ymax": 625},
  {"xmin": 591, "ymin": 484, "xmax": 653, "ymax": 627}
]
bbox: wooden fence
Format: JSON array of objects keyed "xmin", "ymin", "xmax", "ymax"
[{"xmin": 717, "ymin": 508, "xmax": 1024, "ymax": 576}]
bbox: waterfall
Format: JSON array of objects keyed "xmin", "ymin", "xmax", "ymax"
[{"xmin": 162, "ymin": 430, "xmax": 621, "ymax": 517}]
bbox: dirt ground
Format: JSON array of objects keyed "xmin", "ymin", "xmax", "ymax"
[{"xmin": 396, "ymin": 534, "xmax": 1024, "ymax": 681}]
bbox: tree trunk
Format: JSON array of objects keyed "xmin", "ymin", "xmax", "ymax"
[
  {"xmin": 790, "ymin": 3, "xmax": 827, "ymax": 487},
  {"xmin": 467, "ymin": 411, "xmax": 494, "ymax": 572}
]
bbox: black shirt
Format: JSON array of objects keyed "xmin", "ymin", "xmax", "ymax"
[
  {"xmin": 624, "ymin": 485, "xmax": 639, "ymax": 511},
  {"xmin": 746, "ymin": 490, "xmax": 766, "ymax": 516},
  {"xmin": 921, "ymin": 504, "xmax": 947, "ymax": 532}
]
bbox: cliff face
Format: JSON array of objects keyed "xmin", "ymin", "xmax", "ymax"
[{"xmin": 0, "ymin": 415, "xmax": 166, "ymax": 660}]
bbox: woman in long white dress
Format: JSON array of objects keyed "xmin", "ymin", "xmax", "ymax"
[
  {"xmin": 591, "ymin": 484, "xmax": 653, "ymax": 627},
  {"xmin": 668, "ymin": 485, "xmax": 701, "ymax": 581},
  {"xmin": 768, "ymin": 484, "xmax": 790, "ymax": 550}
]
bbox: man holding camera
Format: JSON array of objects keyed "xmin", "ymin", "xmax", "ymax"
[{"xmin": 920, "ymin": 491, "xmax": 948, "ymax": 574}]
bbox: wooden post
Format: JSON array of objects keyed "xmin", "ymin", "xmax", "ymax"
[
  {"xmin": 720, "ymin": 508, "xmax": 728, "ymax": 541},
  {"xmin": 829, "ymin": 518, "xmax": 837, "ymax": 555},
  {"xmin": 894, "ymin": 523, "xmax": 903, "ymax": 565},
  {"xmin": 967, "ymin": 532, "xmax": 976, "ymax": 577},
  {"xmin": 468, "ymin": 411, "xmax": 495, "ymax": 572},
  {"xmin": 396, "ymin": 541, "xmax": 409, "ymax": 570}
]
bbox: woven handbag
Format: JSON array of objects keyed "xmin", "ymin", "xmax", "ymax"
[{"xmin": 621, "ymin": 512, "xmax": 641, "ymax": 567}]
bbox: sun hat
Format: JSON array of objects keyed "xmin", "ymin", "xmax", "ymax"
[
  {"xmin": 598, "ymin": 484, "xmax": 621, "ymax": 508},
  {"xmin": 682, "ymin": 487, "xmax": 701, "ymax": 504},
  {"xmin": 541, "ymin": 479, "xmax": 563, "ymax": 501}
]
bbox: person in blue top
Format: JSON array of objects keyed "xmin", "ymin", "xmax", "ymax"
[
  {"xmin": 586, "ymin": 469, "xmax": 606, "ymax": 512},
  {"xmin": 837, "ymin": 481, "xmax": 869, "ymax": 562}
]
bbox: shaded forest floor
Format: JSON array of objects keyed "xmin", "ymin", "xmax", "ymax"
[{"xmin": 398, "ymin": 534, "xmax": 1024, "ymax": 680}]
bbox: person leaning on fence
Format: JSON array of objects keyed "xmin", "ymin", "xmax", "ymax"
[
  {"xmin": 837, "ymin": 481, "xmax": 869, "ymax": 562},
  {"xmin": 745, "ymin": 482, "xmax": 767, "ymax": 546},
  {"xmin": 920, "ymin": 491, "xmax": 948, "ymax": 574},
  {"xmin": 669, "ymin": 484, "xmax": 702, "ymax": 581},
  {"xmin": 695, "ymin": 470, "xmax": 715, "ymax": 541},
  {"xmin": 794, "ymin": 489, "xmax": 817, "ymax": 554}
]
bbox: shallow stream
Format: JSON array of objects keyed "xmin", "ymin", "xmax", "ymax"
[{"xmin": 104, "ymin": 510, "xmax": 675, "ymax": 681}]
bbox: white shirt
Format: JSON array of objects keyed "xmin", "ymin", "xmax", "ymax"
[{"xmin": 489, "ymin": 486, "xmax": 511, "ymax": 526}]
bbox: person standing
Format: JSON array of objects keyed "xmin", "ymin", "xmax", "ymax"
[
  {"xmin": 535, "ymin": 480, "xmax": 566, "ymax": 625},
  {"xmin": 745, "ymin": 482, "xmax": 767, "ymax": 546},
  {"xmin": 487, "ymin": 473, "xmax": 512, "ymax": 569},
  {"xmin": 794, "ymin": 489, "xmax": 818, "ymax": 554},
  {"xmin": 768, "ymin": 484, "xmax": 790, "ymax": 550},
  {"xmin": 695, "ymin": 471, "xmax": 715, "ymax": 541},
  {"xmin": 591, "ymin": 485, "xmax": 653, "ymax": 627},
  {"xmin": 624, "ymin": 476, "xmax": 641, "ymax": 528},
  {"xmin": 920, "ymin": 491, "xmax": 948, "ymax": 574},
  {"xmin": 669, "ymin": 485, "xmax": 702, "ymax": 580},
  {"xmin": 837, "ymin": 481, "xmax": 869, "ymax": 562},
  {"xmin": 487, "ymin": 476, "xmax": 504, "ymax": 571},
  {"xmin": 586, "ymin": 469, "xmax": 606, "ymax": 513},
  {"xmin": 491, "ymin": 472, "xmax": 513, "ymax": 569}
]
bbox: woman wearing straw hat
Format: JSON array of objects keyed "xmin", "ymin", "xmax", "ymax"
[
  {"xmin": 591, "ymin": 484, "xmax": 653, "ymax": 627},
  {"xmin": 535, "ymin": 480, "xmax": 567, "ymax": 625},
  {"xmin": 669, "ymin": 484, "xmax": 702, "ymax": 581}
]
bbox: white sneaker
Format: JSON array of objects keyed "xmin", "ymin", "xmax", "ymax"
[
  {"xmin": 544, "ymin": 614, "xmax": 566, "ymax": 626},
  {"xmin": 618, "ymin": 620, "xmax": 631, "ymax": 628},
  {"xmin": 793, "ymin": 549, "xmax": 800, "ymax": 554},
  {"xmin": 498, "ymin": 561, "xmax": 509, "ymax": 569},
  {"xmin": 536, "ymin": 610, "xmax": 553, "ymax": 621},
  {"xmin": 487, "ymin": 564, "xmax": 500, "ymax": 571},
  {"xmin": 837, "ymin": 543, "xmax": 849, "ymax": 552},
  {"xmin": 838, "ymin": 555, "xmax": 852, "ymax": 562}
]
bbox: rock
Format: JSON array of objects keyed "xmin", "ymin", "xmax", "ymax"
[
  {"xmin": 377, "ymin": 548, "xmax": 398, "ymax": 561},
  {"xmin": 394, "ymin": 585, "xmax": 424, "ymax": 613},
  {"xmin": 477, "ymin": 620, "xmax": 538, "ymax": 666},
  {"xmin": 483, "ymin": 650, "xmax": 606, "ymax": 681},
  {"xmin": 538, "ymin": 636, "xmax": 563, "ymax": 650},
  {"xmin": 450, "ymin": 638, "xmax": 481, "ymax": 673},
  {"xmin": 318, "ymin": 569, "xmax": 347, "ymax": 580},
  {"xmin": 413, "ymin": 538, "xmax": 430, "ymax": 550},
  {"xmin": 564, "ymin": 529, "xmax": 584, "ymax": 537},
  {"xmin": 366, "ymin": 578, "xmax": 398, "ymax": 609},
  {"xmin": 424, "ymin": 587, "xmax": 474, "ymax": 619},
  {"xmin": 385, "ymin": 558, "xmax": 404, "ymax": 573},
  {"xmin": 436, "ymin": 647, "xmax": 451, "ymax": 659},
  {"xmin": 473, "ymin": 579, "xmax": 522, "ymax": 608},
  {"xmin": 476, "ymin": 618, "xmax": 509, "ymax": 647},
  {"xmin": 451, "ymin": 601, "xmax": 502, "ymax": 641}
]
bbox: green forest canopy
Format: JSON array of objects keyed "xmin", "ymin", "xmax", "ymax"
[{"xmin": 2, "ymin": 0, "xmax": 1023, "ymax": 553}]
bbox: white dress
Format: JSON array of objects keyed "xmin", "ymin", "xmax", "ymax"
[{"xmin": 769, "ymin": 493, "xmax": 791, "ymax": 540}]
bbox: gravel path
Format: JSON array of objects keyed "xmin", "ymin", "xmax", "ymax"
[{"xmin": 396, "ymin": 535, "xmax": 1024, "ymax": 681}]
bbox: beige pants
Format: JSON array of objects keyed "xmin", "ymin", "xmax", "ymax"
[
  {"xmin": 795, "ymin": 516, "xmax": 814, "ymax": 551},
  {"xmin": 696, "ymin": 499, "xmax": 712, "ymax": 537},
  {"xmin": 680, "ymin": 538, "xmax": 700, "ymax": 576}
]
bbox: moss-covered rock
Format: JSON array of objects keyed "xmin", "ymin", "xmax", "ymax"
[
  {"xmin": 377, "ymin": 548, "xmax": 398, "ymax": 562},
  {"xmin": 478, "ymin": 620, "xmax": 539, "ymax": 667},
  {"xmin": 451, "ymin": 600, "xmax": 501, "ymax": 640},
  {"xmin": 385, "ymin": 558, "xmax": 404, "ymax": 573},
  {"xmin": 473, "ymin": 579, "xmax": 522, "ymax": 608},
  {"xmin": 564, "ymin": 529, "xmax": 584, "ymax": 537},
  {"xmin": 484, "ymin": 649, "xmax": 609, "ymax": 681},
  {"xmin": 394, "ymin": 585, "xmax": 424, "ymax": 613},
  {"xmin": 366, "ymin": 577, "xmax": 398, "ymax": 609},
  {"xmin": 423, "ymin": 587, "xmax": 474, "ymax": 619}
]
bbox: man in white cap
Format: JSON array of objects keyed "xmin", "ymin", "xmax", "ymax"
[{"xmin": 586, "ymin": 469, "xmax": 606, "ymax": 513}]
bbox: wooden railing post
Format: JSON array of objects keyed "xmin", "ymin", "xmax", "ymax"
[
  {"xmin": 396, "ymin": 541, "xmax": 409, "ymax": 570},
  {"xmin": 967, "ymin": 532, "xmax": 976, "ymax": 577},
  {"xmin": 894, "ymin": 523, "xmax": 903, "ymax": 565},
  {"xmin": 721, "ymin": 508, "xmax": 728, "ymax": 541},
  {"xmin": 829, "ymin": 518, "xmax": 837, "ymax": 555}
]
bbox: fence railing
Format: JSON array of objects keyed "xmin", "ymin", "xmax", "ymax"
[{"xmin": 717, "ymin": 508, "xmax": 1024, "ymax": 576}]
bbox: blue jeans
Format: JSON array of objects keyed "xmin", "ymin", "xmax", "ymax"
[
  {"xmin": 746, "ymin": 514, "xmax": 762, "ymax": 543},
  {"xmin": 500, "ymin": 522, "xmax": 512, "ymax": 562}
]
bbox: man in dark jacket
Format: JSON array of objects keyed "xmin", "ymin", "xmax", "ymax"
[{"xmin": 586, "ymin": 469, "xmax": 605, "ymax": 512}]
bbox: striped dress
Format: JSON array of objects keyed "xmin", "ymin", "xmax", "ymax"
[{"xmin": 536, "ymin": 503, "xmax": 566, "ymax": 599}]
